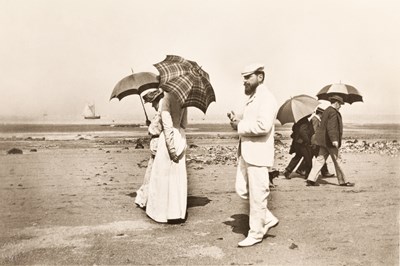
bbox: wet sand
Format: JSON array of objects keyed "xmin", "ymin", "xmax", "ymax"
[{"xmin": 0, "ymin": 124, "xmax": 399, "ymax": 265}]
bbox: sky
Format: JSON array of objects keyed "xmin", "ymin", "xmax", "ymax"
[{"xmin": 0, "ymin": 0, "xmax": 399, "ymax": 124}]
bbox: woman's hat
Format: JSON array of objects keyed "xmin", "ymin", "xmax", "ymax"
[{"xmin": 143, "ymin": 89, "xmax": 164, "ymax": 103}]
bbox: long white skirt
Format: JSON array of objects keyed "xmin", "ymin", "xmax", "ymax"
[
  {"xmin": 134, "ymin": 156, "xmax": 154, "ymax": 208},
  {"xmin": 146, "ymin": 128, "xmax": 187, "ymax": 223}
]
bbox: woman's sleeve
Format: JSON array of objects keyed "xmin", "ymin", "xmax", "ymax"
[
  {"xmin": 180, "ymin": 108, "xmax": 188, "ymax": 129},
  {"xmin": 161, "ymin": 93, "xmax": 176, "ymax": 156}
]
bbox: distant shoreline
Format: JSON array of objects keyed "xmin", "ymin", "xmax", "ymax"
[
  {"xmin": 0, "ymin": 122, "xmax": 399, "ymax": 134},
  {"xmin": 2, "ymin": 113, "xmax": 399, "ymax": 126}
]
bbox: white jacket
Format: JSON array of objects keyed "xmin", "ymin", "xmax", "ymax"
[{"xmin": 237, "ymin": 84, "xmax": 277, "ymax": 167}]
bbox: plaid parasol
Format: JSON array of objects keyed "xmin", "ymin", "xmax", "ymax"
[{"xmin": 154, "ymin": 55, "xmax": 216, "ymax": 113}]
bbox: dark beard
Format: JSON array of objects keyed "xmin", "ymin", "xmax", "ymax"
[{"xmin": 244, "ymin": 83, "xmax": 257, "ymax": 96}]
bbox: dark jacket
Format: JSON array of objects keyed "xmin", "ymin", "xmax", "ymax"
[
  {"xmin": 289, "ymin": 116, "xmax": 314, "ymax": 154},
  {"xmin": 313, "ymin": 106, "xmax": 343, "ymax": 148}
]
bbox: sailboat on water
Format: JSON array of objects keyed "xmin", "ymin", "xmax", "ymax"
[{"xmin": 83, "ymin": 103, "xmax": 101, "ymax": 119}]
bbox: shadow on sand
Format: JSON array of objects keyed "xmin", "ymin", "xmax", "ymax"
[
  {"xmin": 223, "ymin": 214, "xmax": 277, "ymax": 238},
  {"xmin": 126, "ymin": 192, "xmax": 137, "ymax": 198},
  {"xmin": 223, "ymin": 214, "xmax": 249, "ymax": 236},
  {"xmin": 318, "ymin": 179, "xmax": 339, "ymax": 186},
  {"xmin": 187, "ymin": 196, "xmax": 212, "ymax": 208},
  {"xmin": 169, "ymin": 196, "xmax": 211, "ymax": 224},
  {"xmin": 129, "ymin": 195, "xmax": 212, "ymax": 224}
]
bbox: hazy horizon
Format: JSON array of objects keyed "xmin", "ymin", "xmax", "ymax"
[{"xmin": 1, "ymin": 112, "xmax": 400, "ymax": 125}]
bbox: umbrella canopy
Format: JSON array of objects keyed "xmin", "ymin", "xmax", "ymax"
[
  {"xmin": 316, "ymin": 83, "xmax": 363, "ymax": 104},
  {"xmin": 154, "ymin": 55, "xmax": 216, "ymax": 113},
  {"xmin": 277, "ymin": 94, "xmax": 320, "ymax": 125},
  {"xmin": 110, "ymin": 72, "xmax": 159, "ymax": 101},
  {"xmin": 110, "ymin": 71, "xmax": 160, "ymax": 126}
]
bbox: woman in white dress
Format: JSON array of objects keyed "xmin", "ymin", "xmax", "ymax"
[
  {"xmin": 134, "ymin": 89, "xmax": 164, "ymax": 208},
  {"xmin": 146, "ymin": 92, "xmax": 188, "ymax": 223}
]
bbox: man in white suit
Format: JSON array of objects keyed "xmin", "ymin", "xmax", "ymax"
[{"xmin": 229, "ymin": 63, "xmax": 279, "ymax": 247}]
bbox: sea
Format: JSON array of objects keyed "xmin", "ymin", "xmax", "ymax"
[
  {"xmin": 0, "ymin": 114, "xmax": 399, "ymax": 140},
  {"xmin": 0, "ymin": 121, "xmax": 400, "ymax": 140}
]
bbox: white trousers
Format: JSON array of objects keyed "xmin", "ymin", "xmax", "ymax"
[{"xmin": 235, "ymin": 156, "xmax": 277, "ymax": 240}]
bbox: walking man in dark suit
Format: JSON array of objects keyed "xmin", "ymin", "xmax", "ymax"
[
  {"xmin": 306, "ymin": 95, "xmax": 355, "ymax": 187},
  {"xmin": 295, "ymin": 107, "xmax": 333, "ymax": 177},
  {"xmin": 283, "ymin": 115, "xmax": 314, "ymax": 179}
]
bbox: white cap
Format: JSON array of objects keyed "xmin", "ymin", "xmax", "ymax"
[{"xmin": 241, "ymin": 63, "xmax": 265, "ymax": 76}]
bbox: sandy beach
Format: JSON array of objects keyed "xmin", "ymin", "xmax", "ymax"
[{"xmin": 0, "ymin": 123, "xmax": 399, "ymax": 265}]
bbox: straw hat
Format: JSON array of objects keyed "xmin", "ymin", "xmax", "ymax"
[
  {"xmin": 241, "ymin": 63, "xmax": 264, "ymax": 76},
  {"xmin": 143, "ymin": 89, "xmax": 164, "ymax": 103}
]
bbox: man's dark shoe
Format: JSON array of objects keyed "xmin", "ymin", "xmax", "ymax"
[
  {"xmin": 295, "ymin": 169, "xmax": 306, "ymax": 176},
  {"xmin": 269, "ymin": 170, "xmax": 280, "ymax": 184},
  {"xmin": 339, "ymin": 182, "xmax": 355, "ymax": 187},
  {"xmin": 322, "ymin": 172, "xmax": 334, "ymax": 177},
  {"xmin": 282, "ymin": 170, "xmax": 291, "ymax": 179},
  {"xmin": 306, "ymin": 180, "xmax": 319, "ymax": 186}
]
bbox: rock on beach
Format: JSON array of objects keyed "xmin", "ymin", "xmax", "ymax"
[{"xmin": 7, "ymin": 148, "xmax": 23, "ymax": 154}]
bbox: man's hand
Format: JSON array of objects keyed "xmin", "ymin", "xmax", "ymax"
[
  {"xmin": 227, "ymin": 110, "xmax": 240, "ymax": 130},
  {"xmin": 227, "ymin": 111, "xmax": 236, "ymax": 121},
  {"xmin": 230, "ymin": 120, "xmax": 239, "ymax": 131},
  {"xmin": 332, "ymin": 141, "xmax": 339, "ymax": 148},
  {"xmin": 170, "ymin": 152, "xmax": 179, "ymax": 163},
  {"xmin": 146, "ymin": 119, "xmax": 151, "ymax": 126}
]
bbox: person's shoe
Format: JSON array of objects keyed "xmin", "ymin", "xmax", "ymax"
[
  {"xmin": 306, "ymin": 180, "xmax": 319, "ymax": 186},
  {"xmin": 322, "ymin": 172, "xmax": 334, "ymax": 177},
  {"xmin": 265, "ymin": 217, "xmax": 279, "ymax": 233},
  {"xmin": 282, "ymin": 170, "xmax": 291, "ymax": 179},
  {"xmin": 269, "ymin": 170, "xmax": 279, "ymax": 185},
  {"xmin": 238, "ymin": 236, "xmax": 262, "ymax": 247},
  {"xmin": 339, "ymin": 182, "xmax": 355, "ymax": 187},
  {"xmin": 295, "ymin": 169, "xmax": 306, "ymax": 176}
]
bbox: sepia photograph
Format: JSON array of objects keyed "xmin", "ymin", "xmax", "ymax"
[{"xmin": 0, "ymin": 0, "xmax": 399, "ymax": 265}]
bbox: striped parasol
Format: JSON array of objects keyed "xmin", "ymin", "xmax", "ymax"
[
  {"xmin": 154, "ymin": 55, "xmax": 216, "ymax": 113},
  {"xmin": 317, "ymin": 83, "xmax": 363, "ymax": 104},
  {"xmin": 277, "ymin": 95, "xmax": 320, "ymax": 125}
]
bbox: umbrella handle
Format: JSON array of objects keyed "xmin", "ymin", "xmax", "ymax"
[{"xmin": 139, "ymin": 95, "xmax": 150, "ymax": 125}]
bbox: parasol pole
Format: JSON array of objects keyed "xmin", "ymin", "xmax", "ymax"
[
  {"xmin": 131, "ymin": 68, "xmax": 150, "ymax": 126},
  {"xmin": 139, "ymin": 94, "xmax": 150, "ymax": 126}
]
